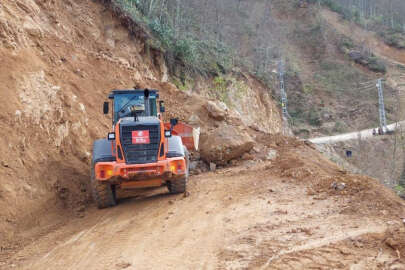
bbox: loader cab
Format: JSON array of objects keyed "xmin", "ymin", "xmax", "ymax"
[{"xmin": 105, "ymin": 89, "xmax": 160, "ymax": 124}]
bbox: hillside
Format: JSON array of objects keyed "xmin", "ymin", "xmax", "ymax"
[
  {"xmin": 1, "ymin": 0, "xmax": 405, "ymax": 269},
  {"xmin": 116, "ymin": 0, "xmax": 402, "ymax": 135},
  {"xmin": 128, "ymin": 0, "xmax": 405, "ymax": 192}
]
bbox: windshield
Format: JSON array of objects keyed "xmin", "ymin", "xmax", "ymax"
[{"xmin": 113, "ymin": 93, "xmax": 157, "ymax": 123}]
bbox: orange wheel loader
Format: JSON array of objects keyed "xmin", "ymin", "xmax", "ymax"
[{"xmin": 91, "ymin": 89, "xmax": 199, "ymax": 209}]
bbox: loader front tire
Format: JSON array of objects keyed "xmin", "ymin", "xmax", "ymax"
[
  {"xmin": 168, "ymin": 149, "xmax": 189, "ymax": 194},
  {"xmin": 168, "ymin": 177, "xmax": 187, "ymax": 194},
  {"xmin": 91, "ymin": 165, "xmax": 116, "ymax": 209}
]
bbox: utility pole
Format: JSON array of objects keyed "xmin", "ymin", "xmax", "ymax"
[
  {"xmin": 278, "ymin": 60, "xmax": 289, "ymax": 120},
  {"xmin": 377, "ymin": 78, "xmax": 387, "ymax": 132}
]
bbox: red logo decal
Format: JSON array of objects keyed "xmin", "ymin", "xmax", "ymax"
[{"xmin": 132, "ymin": 130, "xmax": 150, "ymax": 144}]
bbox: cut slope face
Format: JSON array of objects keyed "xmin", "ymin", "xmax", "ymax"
[
  {"xmin": 0, "ymin": 0, "xmax": 282, "ymax": 255},
  {"xmin": 0, "ymin": 0, "xmax": 162, "ymax": 252}
]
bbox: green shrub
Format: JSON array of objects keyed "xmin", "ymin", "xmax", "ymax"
[
  {"xmin": 303, "ymin": 84, "xmax": 314, "ymax": 94},
  {"xmin": 320, "ymin": 60, "xmax": 337, "ymax": 71},
  {"xmin": 394, "ymin": 185, "xmax": 404, "ymax": 196},
  {"xmin": 308, "ymin": 108, "xmax": 322, "ymax": 126},
  {"xmin": 367, "ymin": 57, "xmax": 387, "ymax": 73},
  {"xmin": 353, "ymin": 10, "xmax": 360, "ymax": 23},
  {"xmin": 171, "ymin": 77, "xmax": 194, "ymax": 91},
  {"xmin": 233, "ymin": 79, "xmax": 249, "ymax": 99},
  {"xmin": 395, "ymin": 185, "xmax": 404, "ymax": 191},
  {"xmin": 337, "ymin": 36, "xmax": 387, "ymax": 73},
  {"xmin": 332, "ymin": 121, "xmax": 346, "ymax": 133},
  {"xmin": 318, "ymin": 0, "xmax": 353, "ymax": 19},
  {"xmin": 340, "ymin": 38, "xmax": 355, "ymax": 50},
  {"xmin": 210, "ymin": 76, "xmax": 230, "ymax": 104},
  {"xmin": 380, "ymin": 30, "xmax": 405, "ymax": 49}
]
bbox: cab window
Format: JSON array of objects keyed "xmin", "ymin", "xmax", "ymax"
[{"xmin": 113, "ymin": 93, "xmax": 157, "ymax": 123}]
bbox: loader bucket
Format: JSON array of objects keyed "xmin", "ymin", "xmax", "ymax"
[{"xmin": 165, "ymin": 123, "xmax": 200, "ymax": 151}]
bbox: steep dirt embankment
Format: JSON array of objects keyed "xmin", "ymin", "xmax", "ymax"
[
  {"xmin": 316, "ymin": 136, "xmax": 405, "ymax": 188},
  {"xmin": 0, "ymin": 0, "xmax": 166, "ymax": 253},
  {"xmin": 0, "ymin": 0, "xmax": 282, "ymax": 257}
]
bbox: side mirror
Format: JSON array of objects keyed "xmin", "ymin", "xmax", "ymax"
[
  {"xmin": 107, "ymin": 132, "xmax": 115, "ymax": 141},
  {"xmin": 103, "ymin": 102, "xmax": 109, "ymax": 114},
  {"xmin": 170, "ymin": 118, "xmax": 178, "ymax": 127},
  {"xmin": 159, "ymin": 101, "xmax": 165, "ymax": 113},
  {"xmin": 144, "ymin": 88, "xmax": 150, "ymax": 98}
]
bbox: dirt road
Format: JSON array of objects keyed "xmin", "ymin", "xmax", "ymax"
[
  {"xmin": 309, "ymin": 121, "xmax": 405, "ymax": 144},
  {"xmin": 4, "ymin": 141, "xmax": 405, "ymax": 270}
]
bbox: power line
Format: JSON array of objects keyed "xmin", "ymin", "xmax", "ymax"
[
  {"xmin": 326, "ymin": 85, "xmax": 376, "ymax": 93},
  {"xmin": 356, "ymin": 82, "xmax": 379, "ymax": 88},
  {"xmin": 355, "ymin": 86, "xmax": 379, "ymax": 92},
  {"xmin": 358, "ymin": 79, "xmax": 380, "ymax": 85},
  {"xmin": 321, "ymin": 79, "xmax": 383, "ymax": 93}
]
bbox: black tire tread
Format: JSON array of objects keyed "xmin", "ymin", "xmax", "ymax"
[
  {"xmin": 91, "ymin": 165, "xmax": 116, "ymax": 209},
  {"xmin": 168, "ymin": 148, "xmax": 189, "ymax": 194},
  {"xmin": 168, "ymin": 177, "xmax": 187, "ymax": 194}
]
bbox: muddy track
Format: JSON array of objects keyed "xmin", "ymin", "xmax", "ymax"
[
  {"xmin": 4, "ymin": 154, "xmax": 405, "ymax": 270},
  {"xmin": 309, "ymin": 121, "xmax": 405, "ymax": 144}
]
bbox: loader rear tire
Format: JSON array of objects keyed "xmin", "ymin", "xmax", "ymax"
[
  {"xmin": 91, "ymin": 165, "xmax": 116, "ymax": 209},
  {"xmin": 168, "ymin": 149, "xmax": 189, "ymax": 194}
]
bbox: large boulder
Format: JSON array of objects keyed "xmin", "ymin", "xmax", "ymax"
[{"xmin": 199, "ymin": 124, "xmax": 254, "ymax": 165}]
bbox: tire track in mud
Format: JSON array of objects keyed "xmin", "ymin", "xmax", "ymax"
[
  {"xmin": 260, "ymin": 224, "xmax": 386, "ymax": 269},
  {"xmin": 6, "ymin": 156, "xmax": 405, "ymax": 270},
  {"xmin": 216, "ymin": 177, "xmax": 399, "ymax": 270},
  {"xmin": 30, "ymin": 191, "xmax": 176, "ymax": 269}
]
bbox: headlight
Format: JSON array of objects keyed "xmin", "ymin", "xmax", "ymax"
[
  {"xmin": 169, "ymin": 160, "xmax": 185, "ymax": 173},
  {"xmin": 97, "ymin": 165, "xmax": 114, "ymax": 179}
]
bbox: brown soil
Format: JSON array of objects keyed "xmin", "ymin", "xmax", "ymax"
[
  {"xmin": 2, "ymin": 136, "xmax": 405, "ymax": 269},
  {"xmin": 1, "ymin": 1, "xmax": 405, "ymax": 269},
  {"xmin": 0, "ymin": 0, "xmax": 163, "ymax": 255},
  {"xmin": 0, "ymin": 0, "xmax": 281, "ymax": 263},
  {"xmin": 0, "ymin": 0, "xmax": 220, "ymax": 257}
]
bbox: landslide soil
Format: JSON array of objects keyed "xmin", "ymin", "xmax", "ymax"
[
  {"xmin": 2, "ymin": 1, "xmax": 405, "ymax": 269},
  {"xmin": 0, "ymin": 0, "xmax": 168, "ymax": 256},
  {"xmin": 3, "ymin": 136, "xmax": 405, "ymax": 270},
  {"xmin": 0, "ymin": 0, "xmax": 280, "ymax": 265}
]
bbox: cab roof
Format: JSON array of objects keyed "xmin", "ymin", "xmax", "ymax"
[{"xmin": 108, "ymin": 89, "xmax": 159, "ymax": 99}]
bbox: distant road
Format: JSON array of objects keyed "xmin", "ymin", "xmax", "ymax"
[{"xmin": 309, "ymin": 121, "xmax": 405, "ymax": 144}]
